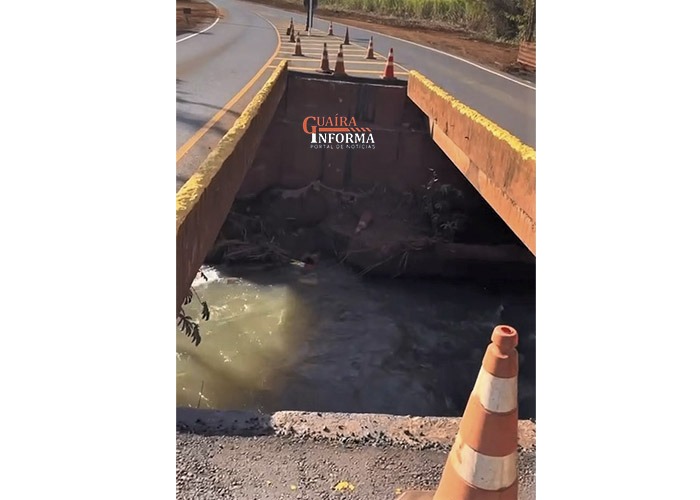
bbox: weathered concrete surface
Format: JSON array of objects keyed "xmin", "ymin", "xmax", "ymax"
[
  {"xmin": 407, "ymin": 71, "xmax": 536, "ymax": 256},
  {"xmin": 176, "ymin": 61, "xmax": 288, "ymax": 311},
  {"xmin": 180, "ymin": 69, "xmax": 533, "ymax": 304},
  {"xmin": 238, "ymin": 72, "xmax": 471, "ymax": 199},
  {"xmin": 176, "ymin": 409, "xmax": 535, "ymax": 499}
]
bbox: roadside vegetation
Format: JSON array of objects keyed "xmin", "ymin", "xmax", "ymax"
[
  {"xmin": 266, "ymin": 0, "xmax": 535, "ymax": 42},
  {"xmin": 178, "ymin": 271, "xmax": 211, "ymax": 346},
  {"xmin": 176, "ymin": 0, "xmax": 219, "ymax": 35}
]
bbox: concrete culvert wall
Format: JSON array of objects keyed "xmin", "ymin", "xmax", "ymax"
[
  {"xmin": 176, "ymin": 62, "xmax": 289, "ymax": 312},
  {"xmin": 176, "ymin": 65, "xmax": 536, "ymax": 420},
  {"xmin": 205, "ymin": 71, "xmax": 535, "ymax": 284},
  {"xmin": 407, "ymin": 71, "xmax": 536, "ymax": 255}
]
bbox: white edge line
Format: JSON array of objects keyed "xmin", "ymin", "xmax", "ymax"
[
  {"xmin": 260, "ymin": 4, "xmax": 535, "ymax": 91},
  {"xmin": 320, "ymin": 17, "xmax": 535, "ymax": 90},
  {"xmin": 176, "ymin": 7, "xmax": 281, "ymax": 159},
  {"xmin": 176, "ymin": 1, "xmax": 221, "ymax": 44}
]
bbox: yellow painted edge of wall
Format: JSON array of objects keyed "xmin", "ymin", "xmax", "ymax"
[
  {"xmin": 175, "ymin": 60, "xmax": 289, "ymax": 227},
  {"xmin": 409, "ymin": 70, "xmax": 536, "ymax": 161}
]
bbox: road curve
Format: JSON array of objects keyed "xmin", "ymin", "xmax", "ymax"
[
  {"xmin": 176, "ymin": 1, "xmax": 535, "ymax": 189},
  {"xmin": 243, "ymin": 1, "xmax": 535, "ymax": 148},
  {"xmin": 176, "ymin": 0, "xmax": 279, "ymax": 187}
]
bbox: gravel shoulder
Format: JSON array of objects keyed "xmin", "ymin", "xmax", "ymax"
[{"xmin": 177, "ymin": 409, "xmax": 536, "ymax": 499}]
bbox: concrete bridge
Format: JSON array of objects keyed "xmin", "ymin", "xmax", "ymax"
[
  {"xmin": 176, "ymin": 61, "xmax": 536, "ymax": 310},
  {"xmin": 407, "ymin": 73, "xmax": 535, "ymax": 256}
]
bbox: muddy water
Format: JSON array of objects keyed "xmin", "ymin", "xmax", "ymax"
[{"xmin": 177, "ymin": 260, "xmax": 536, "ymax": 418}]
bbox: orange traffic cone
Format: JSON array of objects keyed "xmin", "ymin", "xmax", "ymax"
[
  {"xmin": 286, "ymin": 18, "xmax": 293, "ymax": 36},
  {"xmin": 365, "ymin": 36, "xmax": 375, "ymax": 59},
  {"xmin": 294, "ymin": 34, "xmax": 303, "ymax": 56},
  {"xmin": 382, "ymin": 47, "xmax": 396, "ymax": 79},
  {"xmin": 398, "ymin": 325, "xmax": 520, "ymax": 500},
  {"xmin": 333, "ymin": 44, "xmax": 346, "ymax": 76},
  {"xmin": 328, "ymin": 22, "xmax": 334, "ymax": 36},
  {"xmin": 343, "ymin": 27, "xmax": 350, "ymax": 45},
  {"xmin": 317, "ymin": 42, "xmax": 332, "ymax": 74},
  {"xmin": 289, "ymin": 28, "xmax": 296, "ymax": 43}
]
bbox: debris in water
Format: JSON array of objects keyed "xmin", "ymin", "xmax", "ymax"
[
  {"xmin": 354, "ymin": 210, "xmax": 373, "ymax": 234},
  {"xmin": 301, "ymin": 252, "xmax": 320, "ymax": 267}
]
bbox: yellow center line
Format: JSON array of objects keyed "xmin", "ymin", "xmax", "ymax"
[
  {"xmin": 305, "ymin": 26, "xmax": 410, "ymax": 72},
  {"xmin": 177, "ymin": 17, "xmax": 409, "ymax": 163},
  {"xmin": 279, "ymin": 52, "xmax": 370, "ymax": 55},
  {"xmin": 269, "ymin": 64, "xmax": 409, "ymax": 76},
  {"xmin": 277, "ymin": 52, "xmax": 381, "ymax": 65},
  {"xmin": 176, "ymin": 16, "xmax": 282, "ymax": 163},
  {"xmin": 274, "ymin": 57, "xmax": 390, "ymax": 66},
  {"xmin": 280, "ymin": 45, "xmax": 367, "ymax": 49},
  {"xmin": 275, "ymin": 24, "xmax": 410, "ymax": 77},
  {"xmin": 279, "ymin": 50, "xmax": 368, "ymax": 55},
  {"xmin": 286, "ymin": 44, "xmax": 360, "ymax": 46}
]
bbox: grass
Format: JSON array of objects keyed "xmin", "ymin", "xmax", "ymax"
[
  {"xmin": 260, "ymin": 0, "xmax": 528, "ymax": 41},
  {"xmin": 311, "ymin": 0, "xmax": 486, "ymax": 26}
]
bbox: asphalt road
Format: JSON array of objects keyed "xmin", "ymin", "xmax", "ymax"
[
  {"xmin": 176, "ymin": 430, "xmax": 536, "ymax": 500},
  {"xmin": 176, "ymin": 410, "xmax": 535, "ymax": 500},
  {"xmin": 176, "ymin": 1, "xmax": 278, "ymax": 149},
  {"xmin": 176, "ymin": 0, "xmax": 279, "ymax": 188},
  {"xmin": 175, "ymin": 9, "xmax": 536, "ymax": 494},
  {"xmin": 175, "ymin": 1, "xmax": 535, "ymax": 190},
  {"xmin": 249, "ymin": 1, "xmax": 536, "ymax": 147}
]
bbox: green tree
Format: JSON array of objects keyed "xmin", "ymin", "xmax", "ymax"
[{"xmin": 177, "ymin": 271, "xmax": 210, "ymax": 346}]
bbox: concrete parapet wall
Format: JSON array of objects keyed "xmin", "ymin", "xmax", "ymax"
[
  {"xmin": 406, "ymin": 71, "xmax": 536, "ymax": 255},
  {"xmin": 177, "ymin": 68, "xmax": 535, "ymax": 308},
  {"xmin": 176, "ymin": 61, "xmax": 289, "ymax": 311}
]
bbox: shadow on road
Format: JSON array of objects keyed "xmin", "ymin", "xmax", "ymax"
[
  {"xmin": 176, "ymin": 112, "xmax": 234, "ymax": 139},
  {"xmin": 176, "ymin": 407, "xmax": 274, "ymax": 437},
  {"xmin": 177, "ymin": 96, "xmax": 231, "ymax": 113}
]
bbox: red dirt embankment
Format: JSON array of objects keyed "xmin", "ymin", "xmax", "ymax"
[
  {"xmin": 243, "ymin": 0, "xmax": 532, "ymax": 80},
  {"xmin": 177, "ymin": 1, "xmax": 220, "ymax": 36}
]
